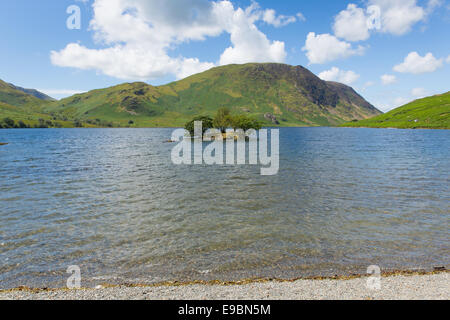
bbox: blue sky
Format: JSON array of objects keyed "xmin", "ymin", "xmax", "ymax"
[{"xmin": 0, "ymin": 0, "xmax": 449, "ymax": 111}]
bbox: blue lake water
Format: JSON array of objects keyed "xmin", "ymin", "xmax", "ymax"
[{"xmin": 0, "ymin": 128, "xmax": 449, "ymax": 289}]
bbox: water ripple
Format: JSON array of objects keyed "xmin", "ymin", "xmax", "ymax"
[{"xmin": 0, "ymin": 128, "xmax": 449, "ymax": 289}]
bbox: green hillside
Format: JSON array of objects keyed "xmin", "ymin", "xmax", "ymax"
[
  {"xmin": 43, "ymin": 63, "xmax": 380, "ymax": 128},
  {"xmin": 0, "ymin": 80, "xmax": 51, "ymax": 111},
  {"xmin": 343, "ymin": 92, "xmax": 450, "ymax": 129},
  {"xmin": 6, "ymin": 83, "xmax": 54, "ymax": 101},
  {"xmin": 1, "ymin": 63, "xmax": 381, "ymax": 128},
  {"xmin": 0, "ymin": 80, "xmax": 73, "ymax": 128}
]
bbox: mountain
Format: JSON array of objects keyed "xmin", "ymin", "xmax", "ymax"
[
  {"xmin": 1, "ymin": 63, "xmax": 380, "ymax": 128},
  {"xmin": 0, "ymin": 80, "xmax": 59, "ymax": 127},
  {"xmin": 42, "ymin": 63, "xmax": 380, "ymax": 127},
  {"xmin": 0, "ymin": 79, "xmax": 53, "ymax": 110},
  {"xmin": 6, "ymin": 83, "xmax": 54, "ymax": 101},
  {"xmin": 343, "ymin": 92, "xmax": 450, "ymax": 129}
]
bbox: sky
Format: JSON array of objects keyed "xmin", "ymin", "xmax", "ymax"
[{"xmin": 0, "ymin": 0, "xmax": 449, "ymax": 112}]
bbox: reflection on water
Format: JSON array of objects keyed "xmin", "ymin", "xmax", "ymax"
[{"xmin": 0, "ymin": 128, "xmax": 449, "ymax": 289}]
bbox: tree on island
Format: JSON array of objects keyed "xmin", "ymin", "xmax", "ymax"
[
  {"xmin": 185, "ymin": 116, "xmax": 214, "ymax": 135},
  {"xmin": 185, "ymin": 108, "xmax": 262, "ymax": 135},
  {"xmin": 231, "ymin": 114, "xmax": 262, "ymax": 131},
  {"xmin": 213, "ymin": 108, "xmax": 234, "ymax": 133}
]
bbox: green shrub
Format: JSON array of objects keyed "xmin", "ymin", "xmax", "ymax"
[
  {"xmin": 185, "ymin": 110, "xmax": 262, "ymax": 135},
  {"xmin": 232, "ymin": 115, "xmax": 262, "ymax": 131},
  {"xmin": 18, "ymin": 121, "xmax": 28, "ymax": 128},
  {"xmin": 2, "ymin": 118, "xmax": 15, "ymax": 128},
  {"xmin": 185, "ymin": 116, "xmax": 214, "ymax": 135},
  {"xmin": 213, "ymin": 108, "xmax": 233, "ymax": 133}
]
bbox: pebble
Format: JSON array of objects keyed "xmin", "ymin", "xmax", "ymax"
[{"xmin": 0, "ymin": 273, "xmax": 448, "ymax": 300}]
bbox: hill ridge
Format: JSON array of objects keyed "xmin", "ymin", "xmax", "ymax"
[
  {"xmin": 2, "ymin": 63, "xmax": 382, "ymax": 128},
  {"xmin": 6, "ymin": 83, "xmax": 54, "ymax": 101},
  {"xmin": 343, "ymin": 91, "xmax": 450, "ymax": 129}
]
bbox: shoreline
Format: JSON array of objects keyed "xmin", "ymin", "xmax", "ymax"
[
  {"xmin": 1, "ymin": 269, "xmax": 447, "ymax": 293},
  {"xmin": 1, "ymin": 270, "xmax": 448, "ymax": 300},
  {"xmin": 340, "ymin": 126, "xmax": 450, "ymax": 130},
  {"xmin": 1, "ymin": 126, "xmax": 449, "ymax": 130}
]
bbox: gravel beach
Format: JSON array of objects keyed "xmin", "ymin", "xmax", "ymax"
[{"xmin": 1, "ymin": 273, "xmax": 448, "ymax": 300}]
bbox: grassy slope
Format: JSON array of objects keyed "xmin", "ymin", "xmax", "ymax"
[
  {"xmin": 7, "ymin": 84, "xmax": 54, "ymax": 101},
  {"xmin": 0, "ymin": 80, "xmax": 50, "ymax": 111},
  {"xmin": 42, "ymin": 63, "xmax": 380, "ymax": 128},
  {"xmin": 343, "ymin": 92, "xmax": 450, "ymax": 129},
  {"xmin": 0, "ymin": 80, "xmax": 63, "ymax": 126},
  {"xmin": 0, "ymin": 102, "xmax": 78, "ymax": 128}
]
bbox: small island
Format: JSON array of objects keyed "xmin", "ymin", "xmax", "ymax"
[{"xmin": 184, "ymin": 107, "xmax": 262, "ymax": 137}]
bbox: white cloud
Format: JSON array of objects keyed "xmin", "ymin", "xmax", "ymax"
[
  {"xmin": 394, "ymin": 97, "xmax": 410, "ymax": 106},
  {"xmin": 370, "ymin": 0, "xmax": 425, "ymax": 35},
  {"xmin": 318, "ymin": 67, "xmax": 360, "ymax": 85},
  {"xmin": 302, "ymin": 32, "xmax": 365, "ymax": 64},
  {"xmin": 426, "ymin": 0, "xmax": 443, "ymax": 14},
  {"xmin": 262, "ymin": 9, "xmax": 297, "ymax": 27},
  {"xmin": 176, "ymin": 58, "xmax": 216, "ymax": 80},
  {"xmin": 51, "ymin": 0, "xmax": 289, "ymax": 80},
  {"xmin": 219, "ymin": 4, "xmax": 286, "ymax": 65},
  {"xmin": 381, "ymin": 74, "xmax": 397, "ymax": 85},
  {"xmin": 332, "ymin": 0, "xmax": 439, "ymax": 42},
  {"xmin": 393, "ymin": 52, "xmax": 444, "ymax": 74},
  {"xmin": 296, "ymin": 12, "xmax": 306, "ymax": 22},
  {"xmin": 411, "ymin": 87, "xmax": 427, "ymax": 98},
  {"xmin": 362, "ymin": 81, "xmax": 375, "ymax": 90},
  {"xmin": 446, "ymin": 55, "xmax": 450, "ymax": 63},
  {"xmin": 359, "ymin": 81, "xmax": 375, "ymax": 92},
  {"xmin": 333, "ymin": 4, "xmax": 370, "ymax": 42}
]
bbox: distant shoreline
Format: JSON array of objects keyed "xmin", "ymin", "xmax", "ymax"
[
  {"xmin": 0, "ymin": 126, "xmax": 449, "ymax": 130},
  {"xmin": 340, "ymin": 126, "xmax": 450, "ymax": 130}
]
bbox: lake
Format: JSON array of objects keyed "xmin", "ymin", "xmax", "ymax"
[{"xmin": 0, "ymin": 128, "xmax": 449, "ymax": 289}]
